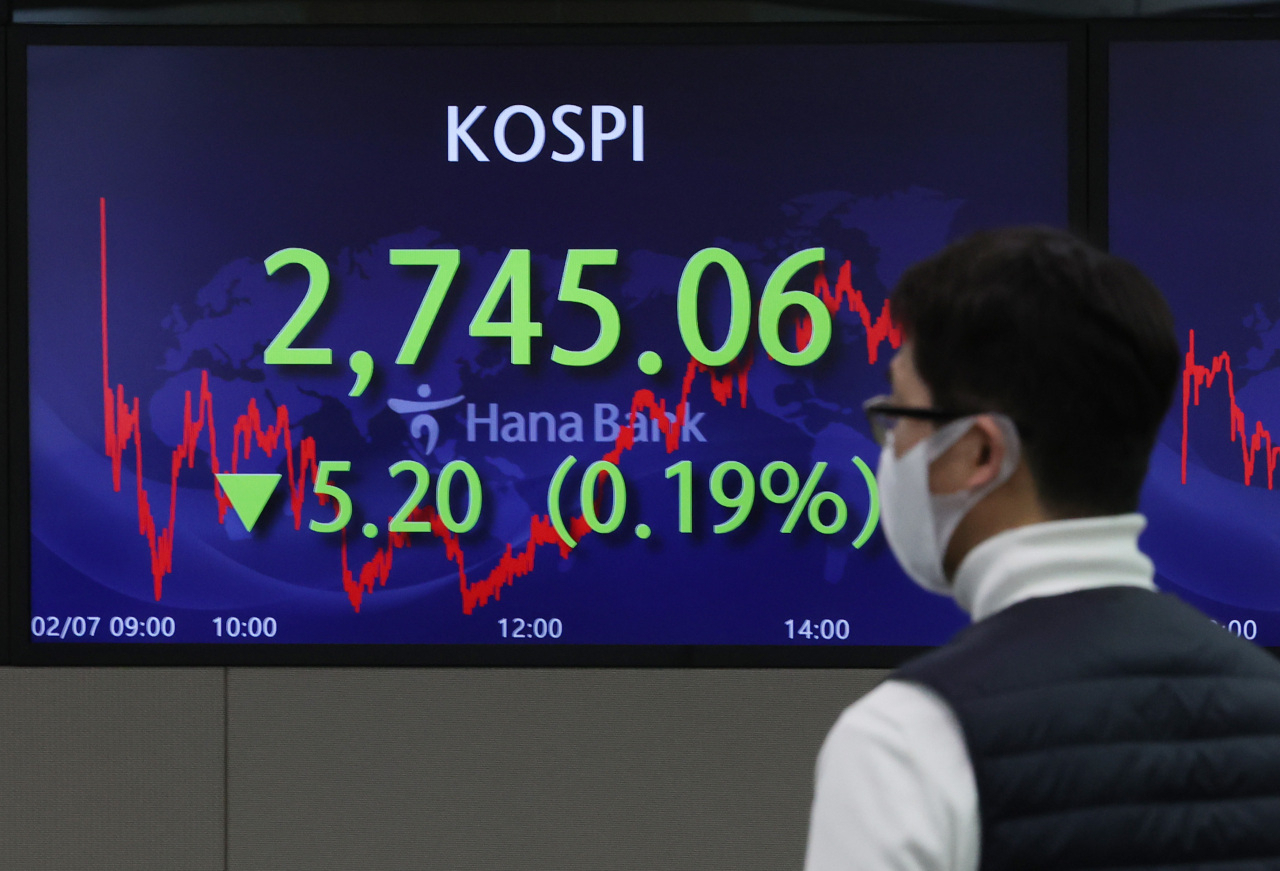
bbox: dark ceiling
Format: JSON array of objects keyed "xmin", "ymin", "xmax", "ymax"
[{"xmin": 10, "ymin": 0, "xmax": 1280, "ymax": 25}]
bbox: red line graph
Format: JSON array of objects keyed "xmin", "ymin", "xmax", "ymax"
[
  {"xmin": 338, "ymin": 354, "xmax": 748, "ymax": 614},
  {"xmin": 798, "ymin": 260, "xmax": 902, "ymax": 364},
  {"xmin": 1182, "ymin": 328, "xmax": 1280, "ymax": 489},
  {"xmin": 102, "ymin": 199, "xmax": 320, "ymax": 601},
  {"xmin": 99, "ymin": 199, "xmax": 895, "ymax": 613}
]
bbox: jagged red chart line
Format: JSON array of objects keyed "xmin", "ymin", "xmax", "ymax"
[
  {"xmin": 1182, "ymin": 328, "xmax": 1280, "ymax": 489},
  {"xmin": 99, "ymin": 199, "xmax": 899, "ymax": 613},
  {"xmin": 798, "ymin": 262, "xmax": 901, "ymax": 364},
  {"xmin": 102, "ymin": 199, "xmax": 320, "ymax": 601}
]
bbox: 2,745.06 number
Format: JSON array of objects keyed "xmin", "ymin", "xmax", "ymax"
[{"xmin": 264, "ymin": 245, "xmax": 831, "ymax": 370}]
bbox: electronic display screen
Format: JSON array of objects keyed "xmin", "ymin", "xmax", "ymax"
[
  {"xmin": 15, "ymin": 29, "xmax": 1072, "ymax": 662},
  {"xmin": 1111, "ymin": 35, "xmax": 1280, "ymax": 646}
]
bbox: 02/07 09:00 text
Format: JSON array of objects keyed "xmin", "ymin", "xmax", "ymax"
[{"xmin": 30, "ymin": 615, "xmax": 177, "ymax": 639}]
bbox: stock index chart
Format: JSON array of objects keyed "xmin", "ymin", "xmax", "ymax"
[
  {"xmin": 1112, "ymin": 38, "xmax": 1280, "ymax": 647},
  {"xmin": 21, "ymin": 37, "xmax": 1069, "ymax": 654}
]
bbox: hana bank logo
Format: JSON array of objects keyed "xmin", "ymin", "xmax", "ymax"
[
  {"xmin": 388, "ymin": 383, "xmax": 466, "ymax": 457},
  {"xmin": 448, "ymin": 104, "xmax": 644, "ymax": 163},
  {"xmin": 461, "ymin": 401, "xmax": 705, "ymax": 445},
  {"xmin": 389, "ymin": 387, "xmax": 706, "ymax": 453}
]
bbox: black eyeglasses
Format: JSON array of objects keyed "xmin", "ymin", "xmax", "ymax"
[{"xmin": 861, "ymin": 394, "xmax": 974, "ymax": 447}]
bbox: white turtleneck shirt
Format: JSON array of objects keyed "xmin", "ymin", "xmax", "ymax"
[{"xmin": 803, "ymin": 514, "xmax": 1158, "ymax": 871}]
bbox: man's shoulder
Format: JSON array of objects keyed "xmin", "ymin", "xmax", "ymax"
[
  {"xmin": 898, "ymin": 585, "xmax": 1280, "ymax": 703},
  {"xmin": 808, "ymin": 679, "xmax": 980, "ymax": 871},
  {"xmin": 831, "ymin": 678, "xmax": 959, "ymax": 742}
]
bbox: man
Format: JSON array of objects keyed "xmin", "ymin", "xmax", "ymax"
[{"xmin": 804, "ymin": 227, "xmax": 1280, "ymax": 871}]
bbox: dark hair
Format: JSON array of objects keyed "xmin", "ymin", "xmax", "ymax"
[{"xmin": 890, "ymin": 226, "xmax": 1180, "ymax": 517}]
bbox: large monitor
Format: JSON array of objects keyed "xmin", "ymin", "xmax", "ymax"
[
  {"xmin": 1105, "ymin": 23, "xmax": 1280, "ymax": 649},
  {"xmin": 9, "ymin": 24, "xmax": 1079, "ymax": 664}
]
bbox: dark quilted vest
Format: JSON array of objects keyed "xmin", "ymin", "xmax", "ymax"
[{"xmin": 897, "ymin": 586, "xmax": 1280, "ymax": 871}]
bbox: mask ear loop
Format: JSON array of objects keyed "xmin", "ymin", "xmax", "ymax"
[
  {"xmin": 926, "ymin": 413, "xmax": 1023, "ymax": 581},
  {"xmin": 989, "ymin": 414, "xmax": 1022, "ymax": 485},
  {"xmin": 925, "ymin": 413, "xmax": 1021, "ymax": 484},
  {"xmin": 925, "ymin": 415, "xmax": 980, "ymax": 463}
]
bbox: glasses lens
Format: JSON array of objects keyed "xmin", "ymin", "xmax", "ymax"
[
  {"xmin": 862, "ymin": 396, "xmax": 892, "ymax": 447},
  {"xmin": 870, "ymin": 411, "xmax": 893, "ymax": 447}
]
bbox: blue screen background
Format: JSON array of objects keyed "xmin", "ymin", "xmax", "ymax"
[
  {"xmin": 1112, "ymin": 40, "xmax": 1280, "ymax": 644},
  {"xmin": 26, "ymin": 41, "xmax": 1068, "ymax": 646}
]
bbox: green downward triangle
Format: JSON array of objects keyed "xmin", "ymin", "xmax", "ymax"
[{"xmin": 216, "ymin": 473, "xmax": 282, "ymax": 533}]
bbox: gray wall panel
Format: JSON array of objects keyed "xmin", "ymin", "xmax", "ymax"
[
  {"xmin": 0, "ymin": 665, "xmax": 885, "ymax": 871},
  {"xmin": 228, "ymin": 668, "xmax": 884, "ymax": 871},
  {"xmin": 0, "ymin": 667, "xmax": 225, "ymax": 871}
]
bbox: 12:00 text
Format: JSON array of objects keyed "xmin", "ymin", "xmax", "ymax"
[{"xmin": 499, "ymin": 618, "xmax": 563, "ymax": 639}]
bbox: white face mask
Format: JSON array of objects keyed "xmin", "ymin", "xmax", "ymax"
[{"xmin": 876, "ymin": 414, "xmax": 1021, "ymax": 596}]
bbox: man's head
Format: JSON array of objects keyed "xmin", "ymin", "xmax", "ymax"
[{"xmin": 878, "ymin": 226, "xmax": 1180, "ymax": 573}]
